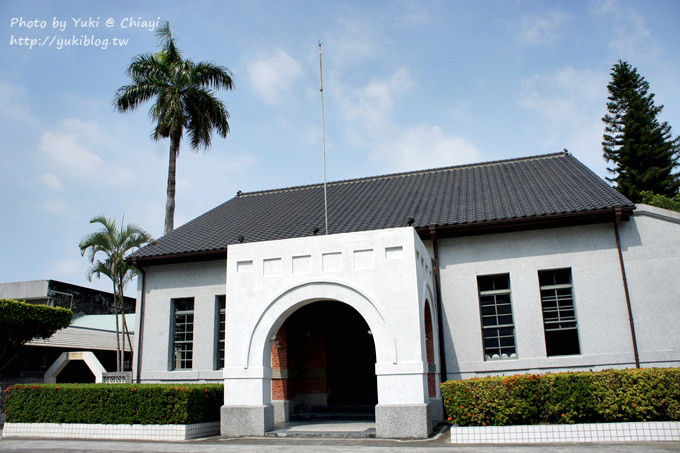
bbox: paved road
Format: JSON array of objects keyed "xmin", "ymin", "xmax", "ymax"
[{"xmin": 1, "ymin": 436, "xmax": 680, "ymax": 452}]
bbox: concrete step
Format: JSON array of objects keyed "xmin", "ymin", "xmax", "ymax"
[
  {"xmin": 290, "ymin": 404, "xmax": 375, "ymax": 422},
  {"xmin": 266, "ymin": 421, "xmax": 376, "ymax": 438}
]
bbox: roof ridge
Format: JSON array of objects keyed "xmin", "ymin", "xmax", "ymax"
[{"xmin": 239, "ymin": 152, "xmax": 568, "ymax": 197}]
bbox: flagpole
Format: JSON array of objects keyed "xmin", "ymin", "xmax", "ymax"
[{"xmin": 319, "ymin": 41, "xmax": 329, "ymax": 235}]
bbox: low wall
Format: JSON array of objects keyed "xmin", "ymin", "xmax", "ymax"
[
  {"xmin": 2, "ymin": 421, "xmax": 219, "ymax": 441},
  {"xmin": 450, "ymin": 421, "xmax": 680, "ymax": 444}
]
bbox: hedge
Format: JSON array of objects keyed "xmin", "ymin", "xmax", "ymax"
[
  {"xmin": 441, "ymin": 368, "xmax": 680, "ymax": 426},
  {"xmin": 4, "ymin": 383, "xmax": 223, "ymax": 424}
]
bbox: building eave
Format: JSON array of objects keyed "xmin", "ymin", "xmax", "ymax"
[
  {"xmin": 128, "ymin": 248, "xmax": 228, "ymax": 268},
  {"xmin": 416, "ymin": 205, "xmax": 635, "ymax": 240},
  {"xmin": 127, "ymin": 206, "xmax": 634, "ymax": 266}
]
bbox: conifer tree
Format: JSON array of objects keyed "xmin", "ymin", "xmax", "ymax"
[{"xmin": 602, "ymin": 61, "xmax": 679, "ymax": 202}]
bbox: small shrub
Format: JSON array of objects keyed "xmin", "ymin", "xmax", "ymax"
[
  {"xmin": 541, "ymin": 372, "xmax": 597, "ymax": 424},
  {"xmin": 441, "ymin": 368, "xmax": 680, "ymax": 426},
  {"xmin": 4, "ymin": 383, "xmax": 223, "ymax": 424},
  {"xmin": 441, "ymin": 374, "xmax": 545, "ymax": 426}
]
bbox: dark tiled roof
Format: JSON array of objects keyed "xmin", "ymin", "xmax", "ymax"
[{"xmin": 129, "ymin": 153, "xmax": 633, "ymax": 262}]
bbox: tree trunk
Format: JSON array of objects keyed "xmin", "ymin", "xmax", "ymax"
[
  {"xmin": 164, "ymin": 134, "xmax": 180, "ymax": 235},
  {"xmin": 119, "ymin": 292, "xmax": 134, "ymax": 370},
  {"xmin": 113, "ymin": 284, "xmax": 121, "ymax": 372}
]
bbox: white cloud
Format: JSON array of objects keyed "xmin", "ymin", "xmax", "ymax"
[
  {"xmin": 335, "ymin": 68, "xmax": 481, "ymax": 173},
  {"xmin": 39, "ymin": 119, "xmax": 135, "ymax": 187},
  {"xmin": 41, "ymin": 131, "xmax": 105, "ymax": 173},
  {"xmin": 340, "ymin": 68, "xmax": 414, "ymax": 144},
  {"xmin": 394, "ymin": 0, "xmax": 430, "ymax": 26},
  {"xmin": 220, "ymin": 153, "xmax": 257, "ymax": 172},
  {"xmin": 519, "ymin": 11, "xmax": 571, "ymax": 45},
  {"xmin": 46, "ymin": 258, "xmax": 83, "ymax": 281},
  {"xmin": 0, "ymin": 81, "xmax": 34, "ymax": 124},
  {"xmin": 518, "ymin": 66, "xmax": 609, "ymax": 175},
  {"xmin": 39, "ymin": 196, "xmax": 76, "ymax": 217},
  {"xmin": 373, "ymin": 124, "xmax": 482, "ymax": 172},
  {"xmin": 247, "ymin": 49, "xmax": 302, "ymax": 104},
  {"xmin": 519, "ymin": 66, "xmax": 604, "ymax": 119},
  {"xmin": 589, "ymin": 0, "xmax": 658, "ymax": 61},
  {"xmin": 327, "ymin": 17, "xmax": 382, "ymax": 69},
  {"xmin": 41, "ymin": 173, "xmax": 65, "ymax": 192}
]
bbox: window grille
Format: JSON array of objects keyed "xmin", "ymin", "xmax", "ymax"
[
  {"xmin": 477, "ymin": 274, "xmax": 517, "ymax": 360},
  {"xmin": 172, "ymin": 298, "xmax": 194, "ymax": 370},
  {"xmin": 539, "ymin": 268, "xmax": 580, "ymax": 356},
  {"xmin": 215, "ymin": 295, "xmax": 226, "ymax": 369}
]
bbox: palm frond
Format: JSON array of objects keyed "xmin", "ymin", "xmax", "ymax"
[
  {"xmin": 184, "ymin": 88, "xmax": 229, "ymax": 150},
  {"xmin": 192, "ymin": 62, "xmax": 235, "ymax": 91},
  {"xmin": 155, "ymin": 21, "xmax": 182, "ymax": 63}
]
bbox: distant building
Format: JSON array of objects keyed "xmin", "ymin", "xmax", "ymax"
[
  {"xmin": 0, "ymin": 279, "xmax": 135, "ymax": 315},
  {"xmin": 127, "ymin": 152, "xmax": 680, "ymax": 438},
  {"xmin": 0, "ymin": 280, "xmax": 135, "ymax": 390}
]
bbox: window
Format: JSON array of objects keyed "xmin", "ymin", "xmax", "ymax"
[
  {"xmin": 215, "ymin": 295, "xmax": 226, "ymax": 369},
  {"xmin": 539, "ymin": 268, "xmax": 580, "ymax": 356},
  {"xmin": 477, "ymin": 274, "xmax": 517, "ymax": 360},
  {"xmin": 172, "ymin": 298, "xmax": 194, "ymax": 370}
]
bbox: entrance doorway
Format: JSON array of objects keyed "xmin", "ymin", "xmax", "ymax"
[
  {"xmin": 326, "ymin": 303, "xmax": 377, "ymax": 406},
  {"xmin": 272, "ymin": 301, "xmax": 377, "ymax": 419}
]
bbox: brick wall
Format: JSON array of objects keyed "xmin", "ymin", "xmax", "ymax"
[
  {"xmin": 271, "ymin": 307, "xmax": 330, "ymax": 401},
  {"xmin": 425, "ymin": 302, "xmax": 436, "ymax": 397},
  {"xmin": 271, "ymin": 326, "xmax": 289, "ymax": 400}
]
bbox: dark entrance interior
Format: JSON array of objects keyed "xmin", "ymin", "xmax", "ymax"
[
  {"xmin": 272, "ymin": 300, "xmax": 377, "ymax": 420},
  {"xmin": 325, "ymin": 302, "xmax": 377, "ymax": 406},
  {"xmin": 56, "ymin": 360, "xmax": 96, "ymax": 383}
]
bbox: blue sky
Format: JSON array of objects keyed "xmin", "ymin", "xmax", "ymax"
[{"xmin": 1, "ymin": 0, "xmax": 679, "ymax": 295}]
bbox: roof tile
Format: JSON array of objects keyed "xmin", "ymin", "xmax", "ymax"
[{"xmin": 130, "ymin": 153, "xmax": 633, "ymax": 260}]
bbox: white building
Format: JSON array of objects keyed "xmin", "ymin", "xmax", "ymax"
[{"xmin": 128, "ymin": 152, "xmax": 680, "ymax": 438}]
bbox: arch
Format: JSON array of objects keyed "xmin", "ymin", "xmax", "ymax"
[
  {"xmin": 271, "ymin": 300, "xmax": 378, "ymax": 413},
  {"xmin": 244, "ymin": 279, "xmax": 398, "ymax": 370},
  {"xmin": 423, "ymin": 299, "xmax": 437, "ymax": 398},
  {"xmin": 44, "ymin": 351, "xmax": 106, "ymax": 383}
]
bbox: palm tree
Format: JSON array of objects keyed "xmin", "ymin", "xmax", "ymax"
[
  {"xmin": 115, "ymin": 21, "xmax": 235, "ymax": 235},
  {"xmin": 79, "ymin": 215, "xmax": 153, "ymax": 372}
]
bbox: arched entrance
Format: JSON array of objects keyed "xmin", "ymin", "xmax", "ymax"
[
  {"xmin": 221, "ymin": 227, "xmax": 440, "ymax": 438},
  {"xmin": 271, "ymin": 301, "xmax": 377, "ymax": 420}
]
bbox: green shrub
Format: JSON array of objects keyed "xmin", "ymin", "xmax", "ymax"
[
  {"xmin": 541, "ymin": 372, "xmax": 597, "ymax": 424},
  {"xmin": 4, "ymin": 383, "xmax": 223, "ymax": 424},
  {"xmin": 441, "ymin": 374, "xmax": 545, "ymax": 426},
  {"xmin": 441, "ymin": 368, "xmax": 680, "ymax": 426},
  {"xmin": 0, "ymin": 299, "xmax": 73, "ymax": 344},
  {"xmin": 640, "ymin": 191, "xmax": 680, "ymax": 212}
]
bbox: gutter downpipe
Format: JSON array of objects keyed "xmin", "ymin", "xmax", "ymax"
[
  {"xmin": 614, "ymin": 207, "xmax": 640, "ymax": 368},
  {"xmin": 134, "ymin": 263, "xmax": 146, "ymax": 383},
  {"xmin": 429, "ymin": 225, "xmax": 447, "ymax": 382}
]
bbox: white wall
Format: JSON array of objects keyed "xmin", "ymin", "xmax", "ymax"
[
  {"xmin": 134, "ymin": 205, "xmax": 680, "ymax": 386},
  {"xmin": 134, "ymin": 260, "xmax": 226, "ymax": 382},
  {"xmin": 222, "ymin": 227, "xmax": 435, "ymax": 406},
  {"xmin": 620, "ymin": 205, "xmax": 680, "ymax": 366},
  {"xmin": 0, "ymin": 280, "xmax": 49, "ymax": 301},
  {"xmin": 436, "ymin": 206, "xmax": 680, "ymax": 380}
]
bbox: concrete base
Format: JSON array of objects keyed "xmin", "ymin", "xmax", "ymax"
[
  {"xmin": 375, "ymin": 403, "xmax": 431, "ymax": 439},
  {"xmin": 429, "ymin": 396, "xmax": 444, "ymax": 426},
  {"xmin": 221, "ymin": 405, "xmax": 274, "ymax": 437},
  {"xmin": 2, "ymin": 421, "xmax": 219, "ymax": 440},
  {"xmin": 450, "ymin": 421, "xmax": 680, "ymax": 443},
  {"xmin": 272, "ymin": 400, "xmax": 290, "ymax": 425}
]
